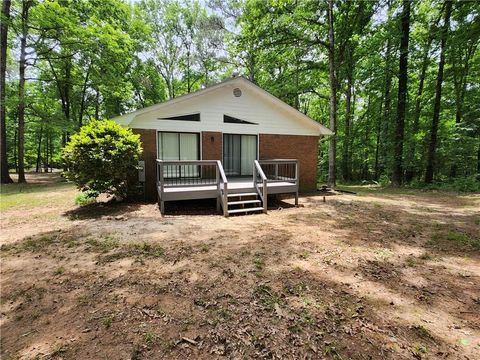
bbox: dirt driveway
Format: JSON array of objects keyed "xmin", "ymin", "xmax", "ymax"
[{"xmin": 1, "ymin": 173, "xmax": 479, "ymax": 359}]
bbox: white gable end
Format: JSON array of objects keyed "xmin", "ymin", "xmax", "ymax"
[{"xmin": 120, "ymin": 77, "xmax": 332, "ymax": 136}]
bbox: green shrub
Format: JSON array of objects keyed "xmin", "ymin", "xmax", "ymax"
[
  {"xmin": 74, "ymin": 191, "xmax": 96, "ymax": 206},
  {"xmin": 379, "ymin": 174, "xmax": 391, "ymax": 187},
  {"xmin": 63, "ymin": 120, "xmax": 142, "ymax": 200}
]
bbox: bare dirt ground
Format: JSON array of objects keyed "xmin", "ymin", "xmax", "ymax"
[{"xmin": 1, "ymin": 173, "xmax": 479, "ymax": 359}]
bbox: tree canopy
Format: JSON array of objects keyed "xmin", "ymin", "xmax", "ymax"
[{"xmin": 1, "ymin": 0, "xmax": 479, "ymax": 190}]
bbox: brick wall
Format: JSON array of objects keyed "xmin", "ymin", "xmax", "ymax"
[
  {"xmin": 201, "ymin": 131, "xmax": 222, "ymax": 160},
  {"xmin": 132, "ymin": 129, "xmax": 319, "ymax": 201},
  {"xmin": 132, "ymin": 129, "xmax": 157, "ymax": 201},
  {"xmin": 259, "ymin": 134, "xmax": 320, "ymax": 192}
]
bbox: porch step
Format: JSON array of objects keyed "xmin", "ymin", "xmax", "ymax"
[
  {"xmin": 228, "ymin": 199, "xmax": 261, "ymax": 206},
  {"xmin": 228, "ymin": 207, "xmax": 264, "ymax": 215},
  {"xmin": 227, "ymin": 192, "xmax": 258, "ymax": 198}
]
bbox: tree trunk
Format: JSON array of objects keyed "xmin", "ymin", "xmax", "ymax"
[
  {"xmin": 362, "ymin": 96, "xmax": 371, "ymax": 180},
  {"xmin": 47, "ymin": 57, "xmax": 71, "ymax": 147},
  {"xmin": 0, "ymin": 0, "xmax": 13, "ymax": 183},
  {"xmin": 405, "ymin": 41, "xmax": 432, "ymax": 182},
  {"xmin": 35, "ymin": 123, "xmax": 43, "ymax": 172},
  {"xmin": 17, "ymin": 0, "xmax": 32, "ymax": 183},
  {"xmin": 43, "ymin": 127, "xmax": 48, "ymax": 172},
  {"xmin": 425, "ymin": 0, "xmax": 452, "ymax": 184},
  {"xmin": 392, "ymin": 0, "xmax": 410, "ymax": 186},
  {"xmin": 95, "ymin": 88, "xmax": 100, "ymax": 119},
  {"xmin": 186, "ymin": 48, "xmax": 191, "ymax": 93},
  {"xmin": 327, "ymin": 0, "xmax": 337, "ymax": 188},
  {"xmin": 13, "ymin": 126, "xmax": 17, "ymax": 172},
  {"xmin": 477, "ymin": 141, "xmax": 480, "ymax": 174},
  {"xmin": 379, "ymin": 38, "xmax": 392, "ymax": 178},
  {"xmin": 374, "ymin": 119, "xmax": 381, "ymax": 180},
  {"xmin": 78, "ymin": 63, "xmax": 91, "ymax": 128},
  {"xmin": 62, "ymin": 58, "xmax": 71, "ymax": 146},
  {"xmin": 49, "ymin": 131, "xmax": 53, "ymax": 172},
  {"xmin": 248, "ymin": 50, "xmax": 255, "ymax": 83},
  {"xmin": 342, "ymin": 45, "xmax": 353, "ymax": 182},
  {"xmin": 450, "ymin": 42, "xmax": 476, "ymax": 177}
]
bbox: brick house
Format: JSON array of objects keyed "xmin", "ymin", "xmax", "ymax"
[{"xmin": 113, "ymin": 76, "xmax": 332, "ymax": 214}]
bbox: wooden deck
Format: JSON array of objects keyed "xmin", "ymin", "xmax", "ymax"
[
  {"xmin": 156, "ymin": 159, "xmax": 299, "ymax": 216},
  {"xmin": 160, "ymin": 177, "xmax": 297, "ymax": 201}
]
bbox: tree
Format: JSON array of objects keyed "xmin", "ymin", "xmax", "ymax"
[
  {"xmin": 1, "ymin": 0, "xmax": 13, "ymax": 183},
  {"xmin": 392, "ymin": 0, "xmax": 411, "ymax": 186},
  {"xmin": 2, "ymin": 0, "xmax": 478, "ymax": 190},
  {"xmin": 425, "ymin": 0, "xmax": 453, "ymax": 184},
  {"xmin": 140, "ymin": 0, "xmax": 182, "ymax": 99},
  {"xmin": 63, "ymin": 120, "xmax": 142, "ymax": 199},
  {"xmin": 404, "ymin": 14, "xmax": 439, "ymax": 182},
  {"xmin": 327, "ymin": 0, "xmax": 337, "ymax": 188},
  {"xmin": 16, "ymin": 0, "xmax": 33, "ymax": 183}
]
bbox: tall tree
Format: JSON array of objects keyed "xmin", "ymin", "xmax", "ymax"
[
  {"xmin": 1, "ymin": 0, "xmax": 13, "ymax": 183},
  {"xmin": 141, "ymin": 0, "xmax": 181, "ymax": 99},
  {"xmin": 341, "ymin": 46, "xmax": 353, "ymax": 181},
  {"xmin": 327, "ymin": 0, "xmax": 337, "ymax": 188},
  {"xmin": 405, "ymin": 31, "xmax": 435, "ymax": 182},
  {"xmin": 392, "ymin": 0, "xmax": 411, "ymax": 186},
  {"xmin": 17, "ymin": 0, "xmax": 32, "ymax": 183},
  {"xmin": 378, "ymin": 0, "xmax": 394, "ymax": 180},
  {"xmin": 425, "ymin": 0, "xmax": 452, "ymax": 184}
]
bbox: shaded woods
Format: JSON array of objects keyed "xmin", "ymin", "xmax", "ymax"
[{"xmin": 1, "ymin": 0, "xmax": 479, "ymax": 189}]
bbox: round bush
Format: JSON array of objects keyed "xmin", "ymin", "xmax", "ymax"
[{"xmin": 63, "ymin": 120, "xmax": 142, "ymax": 200}]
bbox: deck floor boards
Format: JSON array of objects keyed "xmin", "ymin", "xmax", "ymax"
[
  {"xmin": 162, "ymin": 179, "xmax": 295, "ymax": 193},
  {"xmin": 159, "ymin": 177, "xmax": 297, "ymax": 201}
]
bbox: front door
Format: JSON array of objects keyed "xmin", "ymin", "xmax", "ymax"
[{"xmin": 223, "ymin": 134, "xmax": 257, "ymax": 176}]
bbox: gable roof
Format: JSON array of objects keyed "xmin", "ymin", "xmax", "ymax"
[{"xmin": 112, "ymin": 76, "xmax": 333, "ymax": 136}]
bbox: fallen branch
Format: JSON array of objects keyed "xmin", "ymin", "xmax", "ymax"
[{"xmin": 334, "ymin": 188, "xmax": 357, "ymax": 194}]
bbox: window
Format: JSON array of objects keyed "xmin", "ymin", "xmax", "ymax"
[
  {"xmin": 158, "ymin": 132, "xmax": 200, "ymax": 177},
  {"xmin": 223, "ymin": 115, "xmax": 257, "ymax": 125},
  {"xmin": 158, "ymin": 132, "xmax": 199, "ymax": 160},
  {"xmin": 158, "ymin": 113, "xmax": 200, "ymax": 121}
]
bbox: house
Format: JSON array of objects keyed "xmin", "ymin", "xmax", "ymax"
[{"xmin": 112, "ymin": 76, "xmax": 333, "ymax": 215}]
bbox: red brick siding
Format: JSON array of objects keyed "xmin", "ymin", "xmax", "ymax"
[
  {"xmin": 132, "ymin": 129, "xmax": 157, "ymax": 202},
  {"xmin": 201, "ymin": 131, "xmax": 222, "ymax": 160},
  {"xmin": 259, "ymin": 134, "xmax": 319, "ymax": 192},
  {"xmin": 133, "ymin": 129, "xmax": 319, "ymax": 201}
]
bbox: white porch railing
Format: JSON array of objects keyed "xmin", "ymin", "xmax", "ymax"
[
  {"xmin": 253, "ymin": 160, "xmax": 268, "ymax": 213},
  {"xmin": 156, "ymin": 159, "xmax": 299, "ymax": 216},
  {"xmin": 156, "ymin": 160, "xmax": 228, "ymax": 215},
  {"xmin": 258, "ymin": 159, "xmax": 299, "ymax": 206}
]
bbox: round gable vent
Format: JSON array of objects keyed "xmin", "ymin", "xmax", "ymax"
[{"xmin": 233, "ymin": 88, "xmax": 242, "ymax": 97}]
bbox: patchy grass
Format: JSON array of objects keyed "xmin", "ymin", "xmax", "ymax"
[
  {"xmin": 431, "ymin": 229, "xmax": 480, "ymax": 249},
  {"xmin": 0, "ymin": 174, "xmax": 74, "ymax": 211},
  {"xmin": 50, "ymin": 342, "xmax": 68, "ymax": 357},
  {"xmin": 53, "ymin": 267, "xmax": 65, "ymax": 276},
  {"xmin": 412, "ymin": 325, "xmax": 434, "ymax": 340},
  {"xmin": 86, "ymin": 236, "xmax": 120, "ymax": 252},
  {"xmin": 253, "ymin": 284, "xmax": 284, "ymax": 310},
  {"xmin": 143, "ymin": 332, "xmax": 157, "ymax": 348},
  {"xmin": 102, "ymin": 314, "xmax": 114, "ymax": 329},
  {"xmin": 1, "ymin": 173, "xmax": 479, "ymax": 359},
  {"xmin": 95, "ymin": 241, "xmax": 165, "ymax": 264}
]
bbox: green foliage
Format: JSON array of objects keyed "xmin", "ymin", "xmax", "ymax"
[
  {"xmin": 409, "ymin": 175, "xmax": 480, "ymax": 193},
  {"xmin": 63, "ymin": 120, "xmax": 142, "ymax": 199},
  {"xmin": 4, "ymin": 0, "xmax": 479, "ymax": 190},
  {"xmin": 74, "ymin": 191, "xmax": 96, "ymax": 206},
  {"xmin": 379, "ymin": 175, "xmax": 391, "ymax": 187}
]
